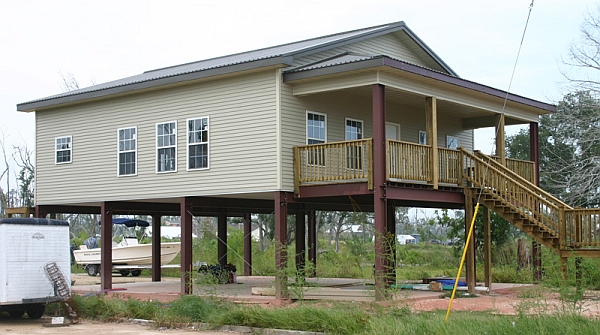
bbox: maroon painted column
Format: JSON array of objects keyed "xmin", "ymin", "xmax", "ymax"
[
  {"xmin": 372, "ymin": 83, "xmax": 388, "ymax": 300},
  {"xmin": 180, "ymin": 197, "xmax": 193, "ymax": 295},
  {"xmin": 530, "ymin": 121, "xmax": 542, "ymax": 281},
  {"xmin": 295, "ymin": 208, "xmax": 306, "ymax": 276},
  {"xmin": 307, "ymin": 210, "xmax": 317, "ymax": 278},
  {"xmin": 275, "ymin": 191, "xmax": 289, "ymax": 300},
  {"xmin": 35, "ymin": 205, "xmax": 48, "ymax": 219},
  {"xmin": 100, "ymin": 202, "xmax": 113, "ymax": 290},
  {"xmin": 218, "ymin": 211, "xmax": 228, "ymax": 265},
  {"xmin": 151, "ymin": 214, "xmax": 162, "ymax": 282},
  {"xmin": 386, "ymin": 202, "xmax": 396, "ymax": 288},
  {"xmin": 243, "ymin": 213, "xmax": 252, "ymax": 276}
]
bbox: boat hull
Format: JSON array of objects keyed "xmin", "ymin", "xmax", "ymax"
[{"xmin": 73, "ymin": 242, "xmax": 181, "ymax": 266}]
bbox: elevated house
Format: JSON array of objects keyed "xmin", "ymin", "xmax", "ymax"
[{"xmin": 18, "ymin": 21, "xmax": 599, "ymax": 300}]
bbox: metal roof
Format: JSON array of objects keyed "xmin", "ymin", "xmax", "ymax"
[{"xmin": 18, "ymin": 21, "xmax": 455, "ymax": 112}]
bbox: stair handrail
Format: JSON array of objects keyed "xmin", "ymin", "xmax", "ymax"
[
  {"xmin": 462, "ymin": 149, "xmax": 562, "ymax": 235},
  {"xmin": 472, "ymin": 150, "xmax": 573, "ymax": 210}
]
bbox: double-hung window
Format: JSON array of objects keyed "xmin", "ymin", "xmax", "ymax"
[
  {"xmin": 345, "ymin": 118, "xmax": 363, "ymax": 170},
  {"xmin": 307, "ymin": 111, "xmax": 326, "ymax": 144},
  {"xmin": 187, "ymin": 117, "xmax": 209, "ymax": 170},
  {"xmin": 118, "ymin": 127, "xmax": 137, "ymax": 176},
  {"xmin": 157, "ymin": 121, "xmax": 177, "ymax": 172},
  {"xmin": 306, "ymin": 111, "xmax": 327, "ymax": 165},
  {"xmin": 55, "ymin": 136, "xmax": 72, "ymax": 164}
]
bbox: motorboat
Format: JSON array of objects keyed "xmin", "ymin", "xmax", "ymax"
[{"xmin": 72, "ymin": 218, "xmax": 181, "ymax": 276}]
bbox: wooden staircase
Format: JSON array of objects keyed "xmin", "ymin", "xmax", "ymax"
[{"xmin": 460, "ymin": 149, "xmax": 600, "ymax": 258}]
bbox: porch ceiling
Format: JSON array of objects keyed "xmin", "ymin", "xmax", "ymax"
[{"xmin": 302, "ymin": 85, "xmax": 528, "ymax": 129}]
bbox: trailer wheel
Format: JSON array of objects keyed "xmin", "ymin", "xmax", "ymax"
[
  {"xmin": 131, "ymin": 270, "xmax": 142, "ymax": 277},
  {"xmin": 86, "ymin": 264, "xmax": 99, "ymax": 276},
  {"xmin": 26, "ymin": 304, "xmax": 45, "ymax": 319},
  {"xmin": 119, "ymin": 270, "xmax": 130, "ymax": 277},
  {"xmin": 8, "ymin": 310, "xmax": 25, "ymax": 318}
]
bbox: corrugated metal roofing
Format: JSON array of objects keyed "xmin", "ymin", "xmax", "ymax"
[
  {"xmin": 287, "ymin": 53, "xmax": 380, "ymax": 72},
  {"xmin": 20, "ymin": 21, "xmax": 414, "ymax": 108}
]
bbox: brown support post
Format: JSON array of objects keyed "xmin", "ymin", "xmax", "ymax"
[
  {"xmin": 483, "ymin": 206, "xmax": 492, "ymax": 291},
  {"xmin": 180, "ymin": 197, "xmax": 193, "ymax": 295},
  {"xmin": 151, "ymin": 214, "xmax": 162, "ymax": 282},
  {"xmin": 426, "ymin": 97, "xmax": 438, "ymax": 189},
  {"xmin": 307, "ymin": 210, "xmax": 317, "ymax": 278},
  {"xmin": 530, "ymin": 121, "xmax": 542, "ymax": 281},
  {"xmin": 100, "ymin": 202, "xmax": 113, "ymax": 291},
  {"xmin": 275, "ymin": 191, "xmax": 289, "ymax": 300},
  {"xmin": 575, "ymin": 257, "xmax": 582, "ymax": 287},
  {"xmin": 218, "ymin": 211, "xmax": 227, "ymax": 265},
  {"xmin": 464, "ymin": 190, "xmax": 476, "ymax": 293},
  {"xmin": 295, "ymin": 208, "xmax": 306, "ymax": 277},
  {"xmin": 35, "ymin": 205, "xmax": 47, "ymax": 219},
  {"xmin": 373, "ymin": 83, "xmax": 389, "ymax": 300},
  {"xmin": 243, "ymin": 213, "xmax": 252, "ymax": 276},
  {"xmin": 560, "ymin": 257, "xmax": 568, "ymax": 280},
  {"xmin": 495, "ymin": 114, "xmax": 506, "ymax": 166},
  {"xmin": 386, "ymin": 202, "xmax": 396, "ymax": 288}
]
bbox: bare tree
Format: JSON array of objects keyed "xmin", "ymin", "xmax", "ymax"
[
  {"xmin": 13, "ymin": 144, "xmax": 34, "ymax": 207},
  {"xmin": 0, "ymin": 131, "xmax": 10, "ymax": 215},
  {"xmin": 59, "ymin": 71, "xmax": 80, "ymax": 92}
]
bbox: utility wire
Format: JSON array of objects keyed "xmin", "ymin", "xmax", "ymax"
[
  {"xmin": 480, "ymin": 1, "xmax": 535, "ymax": 204},
  {"xmin": 446, "ymin": 0, "xmax": 535, "ymax": 322}
]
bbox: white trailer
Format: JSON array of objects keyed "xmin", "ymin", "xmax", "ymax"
[{"xmin": 0, "ymin": 218, "xmax": 71, "ymax": 319}]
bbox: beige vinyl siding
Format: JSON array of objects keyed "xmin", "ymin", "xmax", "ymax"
[
  {"xmin": 35, "ymin": 70, "xmax": 278, "ymax": 205},
  {"xmin": 293, "ymin": 33, "xmax": 429, "ymax": 69}
]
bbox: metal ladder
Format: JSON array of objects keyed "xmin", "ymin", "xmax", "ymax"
[{"xmin": 44, "ymin": 262, "xmax": 80, "ymax": 324}]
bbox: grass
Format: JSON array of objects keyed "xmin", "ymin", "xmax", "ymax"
[{"xmin": 58, "ymin": 295, "xmax": 600, "ymax": 335}]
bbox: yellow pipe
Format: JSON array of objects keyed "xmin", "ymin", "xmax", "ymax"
[{"xmin": 444, "ymin": 202, "xmax": 480, "ymax": 322}]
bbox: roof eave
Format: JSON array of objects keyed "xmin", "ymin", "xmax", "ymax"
[
  {"xmin": 283, "ymin": 57, "xmax": 556, "ymax": 114},
  {"xmin": 17, "ymin": 56, "xmax": 293, "ymax": 112}
]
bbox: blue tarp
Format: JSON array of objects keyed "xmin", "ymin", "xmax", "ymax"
[{"xmin": 436, "ymin": 279, "xmax": 467, "ymax": 287}]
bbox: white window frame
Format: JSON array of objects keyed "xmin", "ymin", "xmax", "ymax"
[
  {"xmin": 419, "ymin": 131, "xmax": 427, "ymax": 145},
  {"xmin": 156, "ymin": 121, "xmax": 177, "ymax": 173},
  {"xmin": 186, "ymin": 117, "xmax": 210, "ymax": 171},
  {"xmin": 55, "ymin": 136, "xmax": 72, "ymax": 164},
  {"xmin": 345, "ymin": 118, "xmax": 365, "ymax": 170},
  {"xmin": 446, "ymin": 135, "xmax": 459, "ymax": 149},
  {"xmin": 117, "ymin": 126, "xmax": 137, "ymax": 177},
  {"xmin": 385, "ymin": 122, "xmax": 401, "ymax": 140},
  {"xmin": 306, "ymin": 111, "xmax": 327, "ymax": 144},
  {"xmin": 345, "ymin": 117, "xmax": 364, "ymax": 141}
]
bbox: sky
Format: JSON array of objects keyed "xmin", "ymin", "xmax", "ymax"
[{"xmin": 0, "ymin": 0, "xmax": 598, "ymax": 187}]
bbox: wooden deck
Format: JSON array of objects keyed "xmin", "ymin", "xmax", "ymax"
[
  {"xmin": 294, "ymin": 140, "xmax": 600, "ymax": 258},
  {"xmin": 294, "ymin": 139, "xmax": 535, "ymax": 191}
]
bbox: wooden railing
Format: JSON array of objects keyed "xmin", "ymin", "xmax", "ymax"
[
  {"xmin": 439, "ymin": 148, "xmax": 460, "ymax": 184},
  {"xmin": 492, "ymin": 156, "xmax": 536, "ymax": 184},
  {"xmin": 564, "ymin": 209, "xmax": 600, "ymax": 248},
  {"xmin": 465, "ymin": 149, "xmax": 600, "ymax": 251},
  {"xmin": 387, "ymin": 140, "xmax": 431, "ymax": 182},
  {"xmin": 295, "ymin": 140, "xmax": 536, "ymax": 191},
  {"xmin": 294, "ymin": 139, "xmax": 373, "ymax": 193},
  {"xmin": 462, "ymin": 149, "xmax": 561, "ymax": 237}
]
